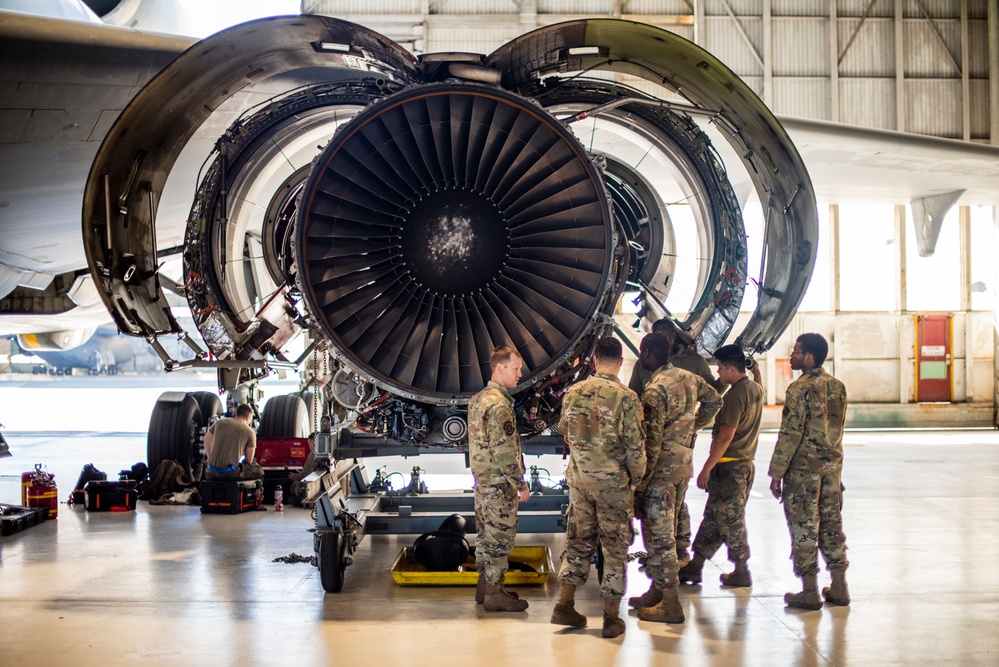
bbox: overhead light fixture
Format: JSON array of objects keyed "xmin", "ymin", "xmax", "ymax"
[{"xmin": 567, "ymin": 46, "xmax": 602, "ymax": 56}]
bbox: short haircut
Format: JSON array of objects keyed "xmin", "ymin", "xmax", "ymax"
[
  {"xmin": 640, "ymin": 332, "xmax": 672, "ymax": 367},
  {"xmin": 714, "ymin": 344, "xmax": 747, "ymax": 372},
  {"xmin": 594, "ymin": 336, "xmax": 623, "ymax": 361},
  {"xmin": 797, "ymin": 333, "xmax": 828, "ymax": 366},
  {"xmin": 235, "ymin": 404, "xmax": 253, "ymax": 419},
  {"xmin": 490, "ymin": 345, "xmax": 521, "ymax": 369},
  {"xmin": 651, "ymin": 318, "xmax": 674, "ymax": 333}
]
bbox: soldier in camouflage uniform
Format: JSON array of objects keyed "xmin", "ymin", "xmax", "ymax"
[
  {"xmin": 768, "ymin": 333, "xmax": 850, "ymax": 610},
  {"xmin": 627, "ymin": 318, "xmax": 727, "ymax": 567},
  {"xmin": 678, "ymin": 344, "xmax": 764, "ymax": 588},
  {"xmin": 469, "ymin": 345, "xmax": 531, "ymax": 613},
  {"xmin": 550, "ymin": 337, "xmax": 646, "ymax": 639},
  {"xmin": 631, "ymin": 332, "xmax": 721, "ymax": 624}
]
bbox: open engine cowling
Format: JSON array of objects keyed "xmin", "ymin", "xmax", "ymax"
[{"xmin": 83, "ymin": 16, "xmax": 818, "ymax": 445}]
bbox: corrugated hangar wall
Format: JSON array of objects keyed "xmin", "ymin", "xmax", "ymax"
[
  {"xmin": 304, "ymin": 0, "xmax": 997, "ymax": 143},
  {"xmin": 301, "ymin": 1, "xmax": 999, "ymax": 426}
]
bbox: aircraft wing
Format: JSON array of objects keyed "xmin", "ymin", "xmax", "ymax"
[
  {"xmin": 0, "ymin": 10, "xmax": 192, "ymax": 317},
  {"xmin": 779, "ymin": 116, "xmax": 999, "ymax": 206}
]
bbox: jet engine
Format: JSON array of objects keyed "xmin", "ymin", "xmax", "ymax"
[{"xmin": 83, "ymin": 16, "xmax": 818, "ymax": 450}]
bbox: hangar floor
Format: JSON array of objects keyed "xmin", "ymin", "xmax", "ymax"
[{"xmin": 1, "ymin": 427, "xmax": 998, "ymax": 666}]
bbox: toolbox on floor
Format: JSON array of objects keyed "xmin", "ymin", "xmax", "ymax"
[
  {"xmin": 0, "ymin": 503, "xmax": 49, "ymax": 536},
  {"xmin": 83, "ymin": 480, "xmax": 138, "ymax": 512},
  {"xmin": 390, "ymin": 546, "xmax": 553, "ymax": 586},
  {"xmin": 200, "ymin": 479, "xmax": 263, "ymax": 514}
]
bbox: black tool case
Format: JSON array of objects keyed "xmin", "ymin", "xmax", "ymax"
[
  {"xmin": 83, "ymin": 480, "xmax": 138, "ymax": 511},
  {"xmin": 0, "ymin": 503, "xmax": 49, "ymax": 535},
  {"xmin": 200, "ymin": 479, "xmax": 262, "ymax": 514}
]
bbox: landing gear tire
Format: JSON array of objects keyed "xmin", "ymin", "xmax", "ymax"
[
  {"xmin": 319, "ymin": 531, "xmax": 347, "ymax": 593},
  {"xmin": 147, "ymin": 392, "xmax": 202, "ymax": 482},
  {"xmin": 259, "ymin": 394, "xmax": 309, "ymax": 439},
  {"xmin": 189, "ymin": 391, "xmax": 223, "ymax": 481}
]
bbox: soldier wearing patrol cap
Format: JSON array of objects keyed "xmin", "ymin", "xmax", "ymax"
[
  {"xmin": 468, "ymin": 345, "xmax": 531, "ymax": 613},
  {"xmin": 768, "ymin": 333, "xmax": 850, "ymax": 610},
  {"xmin": 550, "ymin": 336, "xmax": 646, "ymax": 638}
]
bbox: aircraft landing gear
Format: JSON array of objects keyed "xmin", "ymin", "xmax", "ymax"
[{"xmin": 147, "ymin": 392, "xmax": 208, "ymax": 481}]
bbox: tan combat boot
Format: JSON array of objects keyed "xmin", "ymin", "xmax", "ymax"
[
  {"xmin": 719, "ymin": 560, "xmax": 752, "ymax": 587},
  {"xmin": 476, "ymin": 565, "xmax": 517, "ymax": 604},
  {"xmin": 483, "ymin": 581, "xmax": 529, "ymax": 612},
  {"xmin": 550, "ymin": 583, "xmax": 586, "ymax": 627},
  {"xmin": 677, "ymin": 554, "xmax": 705, "ymax": 584},
  {"xmin": 601, "ymin": 596, "xmax": 625, "ymax": 638},
  {"xmin": 627, "ymin": 581, "xmax": 663, "ymax": 608},
  {"xmin": 784, "ymin": 572, "xmax": 822, "ymax": 610},
  {"xmin": 822, "ymin": 570, "xmax": 851, "ymax": 606},
  {"xmin": 475, "ymin": 569, "xmax": 486, "ymax": 604},
  {"xmin": 637, "ymin": 587, "xmax": 684, "ymax": 624}
]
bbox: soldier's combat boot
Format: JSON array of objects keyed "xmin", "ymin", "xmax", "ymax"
[
  {"xmin": 677, "ymin": 554, "xmax": 705, "ymax": 585},
  {"xmin": 627, "ymin": 581, "xmax": 663, "ymax": 608},
  {"xmin": 476, "ymin": 566, "xmax": 517, "ymax": 604},
  {"xmin": 637, "ymin": 587, "xmax": 684, "ymax": 624},
  {"xmin": 822, "ymin": 570, "xmax": 851, "ymax": 606},
  {"xmin": 483, "ymin": 581, "xmax": 529, "ymax": 612},
  {"xmin": 719, "ymin": 560, "xmax": 752, "ymax": 587},
  {"xmin": 475, "ymin": 569, "xmax": 486, "ymax": 604},
  {"xmin": 784, "ymin": 573, "xmax": 822, "ymax": 610},
  {"xmin": 550, "ymin": 583, "xmax": 586, "ymax": 627},
  {"xmin": 601, "ymin": 596, "xmax": 625, "ymax": 638}
]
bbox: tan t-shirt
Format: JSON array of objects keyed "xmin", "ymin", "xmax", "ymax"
[
  {"xmin": 712, "ymin": 376, "xmax": 764, "ymax": 461},
  {"xmin": 207, "ymin": 418, "xmax": 256, "ymax": 469}
]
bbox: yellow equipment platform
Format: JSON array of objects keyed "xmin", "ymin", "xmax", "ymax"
[{"xmin": 391, "ymin": 545, "xmax": 553, "ymax": 586}]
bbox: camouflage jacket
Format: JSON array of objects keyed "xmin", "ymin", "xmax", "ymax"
[
  {"xmin": 558, "ymin": 371, "xmax": 646, "ymax": 489},
  {"xmin": 641, "ymin": 365, "xmax": 722, "ymax": 484},
  {"xmin": 468, "ymin": 381, "xmax": 528, "ymax": 492},
  {"xmin": 769, "ymin": 366, "xmax": 847, "ymax": 478}
]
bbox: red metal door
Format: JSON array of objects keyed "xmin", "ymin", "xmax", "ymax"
[{"xmin": 914, "ymin": 314, "xmax": 952, "ymax": 402}]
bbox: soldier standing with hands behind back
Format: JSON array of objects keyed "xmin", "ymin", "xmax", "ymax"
[
  {"xmin": 769, "ymin": 333, "xmax": 850, "ymax": 610},
  {"xmin": 550, "ymin": 337, "xmax": 645, "ymax": 638},
  {"xmin": 469, "ymin": 345, "xmax": 531, "ymax": 613}
]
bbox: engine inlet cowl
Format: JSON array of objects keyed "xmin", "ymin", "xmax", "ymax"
[{"xmin": 294, "ymin": 83, "xmax": 616, "ymax": 403}]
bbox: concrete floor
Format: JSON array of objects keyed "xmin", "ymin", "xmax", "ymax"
[{"xmin": 2, "ymin": 428, "xmax": 998, "ymax": 666}]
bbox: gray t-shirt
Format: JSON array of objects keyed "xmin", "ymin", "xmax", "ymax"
[{"xmin": 207, "ymin": 418, "xmax": 256, "ymax": 468}]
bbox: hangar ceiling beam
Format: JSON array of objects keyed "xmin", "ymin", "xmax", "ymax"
[
  {"xmin": 912, "ymin": 0, "xmax": 960, "ymax": 76},
  {"xmin": 895, "ymin": 0, "xmax": 905, "ymax": 133},
  {"xmin": 837, "ymin": 0, "xmax": 878, "ymax": 65}
]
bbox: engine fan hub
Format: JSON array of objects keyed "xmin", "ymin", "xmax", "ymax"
[{"xmin": 401, "ymin": 188, "xmax": 509, "ymax": 296}]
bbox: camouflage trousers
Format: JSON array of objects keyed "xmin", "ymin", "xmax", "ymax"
[
  {"xmin": 205, "ymin": 461, "xmax": 263, "ymax": 481},
  {"xmin": 782, "ymin": 468, "xmax": 849, "ymax": 577},
  {"xmin": 692, "ymin": 460, "xmax": 755, "ymax": 563},
  {"xmin": 558, "ymin": 482, "xmax": 633, "ymax": 598},
  {"xmin": 474, "ymin": 482, "xmax": 520, "ymax": 584},
  {"xmin": 676, "ymin": 502, "xmax": 691, "ymax": 557},
  {"xmin": 639, "ymin": 475, "xmax": 689, "ymax": 590}
]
